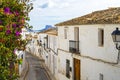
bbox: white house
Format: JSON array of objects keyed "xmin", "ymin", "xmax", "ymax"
[
  {"xmin": 37, "ymin": 28, "xmax": 58, "ymax": 79},
  {"xmin": 55, "ymin": 7, "xmax": 120, "ymax": 80},
  {"xmin": 21, "ymin": 28, "xmax": 30, "ymax": 40},
  {"xmin": 37, "ymin": 32, "xmax": 48, "ymax": 61},
  {"xmin": 44, "ymin": 28, "xmax": 58, "ymax": 78},
  {"xmin": 26, "ymin": 31, "xmax": 39, "ymax": 56}
]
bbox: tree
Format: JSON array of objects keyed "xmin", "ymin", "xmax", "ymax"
[{"xmin": 0, "ymin": 0, "xmax": 33, "ymax": 79}]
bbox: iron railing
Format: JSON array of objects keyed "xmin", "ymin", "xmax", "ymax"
[{"xmin": 69, "ymin": 40, "xmax": 79, "ymax": 53}]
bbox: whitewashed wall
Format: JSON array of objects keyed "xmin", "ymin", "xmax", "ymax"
[
  {"xmin": 79, "ymin": 24, "xmax": 118, "ymax": 63},
  {"xmin": 57, "ymin": 26, "xmax": 71, "ymax": 80},
  {"xmin": 48, "ymin": 35, "xmax": 58, "ymax": 53},
  {"xmin": 46, "ymin": 34, "xmax": 58, "ymax": 80},
  {"xmin": 21, "ymin": 28, "xmax": 30, "ymax": 40},
  {"xmin": 38, "ymin": 33, "xmax": 48, "ymax": 62},
  {"xmin": 58, "ymin": 27, "xmax": 69, "ymax": 51},
  {"xmin": 57, "ymin": 50, "xmax": 73, "ymax": 80},
  {"xmin": 58, "ymin": 24, "xmax": 119, "ymax": 62},
  {"xmin": 57, "ymin": 24, "xmax": 120, "ymax": 80},
  {"xmin": 81, "ymin": 58, "xmax": 120, "ymax": 80},
  {"xmin": 79, "ymin": 24, "xmax": 120, "ymax": 80}
]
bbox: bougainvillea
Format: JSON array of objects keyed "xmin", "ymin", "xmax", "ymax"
[{"xmin": 0, "ymin": 0, "xmax": 33, "ymax": 79}]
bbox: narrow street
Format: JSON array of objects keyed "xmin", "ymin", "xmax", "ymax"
[{"xmin": 20, "ymin": 51, "xmax": 53, "ymax": 80}]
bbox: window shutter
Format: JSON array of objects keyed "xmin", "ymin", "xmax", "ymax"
[
  {"xmin": 64, "ymin": 27, "xmax": 68, "ymax": 39},
  {"xmin": 98, "ymin": 29, "xmax": 104, "ymax": 46},
  {"xmin": 66, "ymin": 59, "xmax": 70, "ymax": 78}
]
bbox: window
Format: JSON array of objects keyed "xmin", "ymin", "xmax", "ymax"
[
  {"xmin": 98, "ymin": 28, "xmax": 104, "ymax": 46},
  {"xmin": 64, "ymin": 27, "xmax": 68, "ymax": 39},
  {"xmin": 48, "ymin": 36, "xmax": 51, "ymax": 48},
  {"xmin": 66, "ymin": 59, "xmax": 70, "ymax": 78},
  {"xmin": 99, "ymin": 73, "xmax": 103, "ymax": 80},
  {"xmin": 46, "ymin": 35, "xmax": 48, "ymax": 48}
]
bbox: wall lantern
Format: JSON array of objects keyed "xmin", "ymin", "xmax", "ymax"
[{"xmin": 111, "ymin": 28, "xmax": 120, "ymax": 50}]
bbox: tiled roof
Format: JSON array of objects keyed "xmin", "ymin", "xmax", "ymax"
[
  {"xmin": 55, "ymin": 7, "xmax": 120, "ymax": 26},
  {"xmin": 42, "ymin": 28, "xmax": 57, "ymax": 35}
]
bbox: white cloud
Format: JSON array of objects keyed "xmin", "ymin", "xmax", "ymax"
[
  {"xmin": 35, "ymin": 0, "xmax": 71, "ymax": 9},
  {"xmin": 29, "ymin": 0, "xmax": 120, "ymax": 30},
  {"xmin": 48, "ymin": 0, "xmax": 57, "ymax": 8}
]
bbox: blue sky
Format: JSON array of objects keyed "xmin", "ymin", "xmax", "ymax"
[{"xmin": 29, "ymin": 0, "xmax": 120, "ymax": 30}]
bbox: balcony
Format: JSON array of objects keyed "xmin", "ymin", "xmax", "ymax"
[{"xmin": 69, "ymin": 40, "xmax": 79, "ymax": 54}]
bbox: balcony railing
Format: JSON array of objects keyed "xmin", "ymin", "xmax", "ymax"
[{"xmin": 69, "ymin": 40, "xmax": 79, "ymax": 53}]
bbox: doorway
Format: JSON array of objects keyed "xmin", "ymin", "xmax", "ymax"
[{"xmin": 74, "ymin": 58, "xmax": 80, "ymax": 80}]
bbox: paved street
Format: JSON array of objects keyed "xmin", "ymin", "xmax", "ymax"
[{"xmin": 20, "ymin": 51, "xmax": 53, "ymax": 80}]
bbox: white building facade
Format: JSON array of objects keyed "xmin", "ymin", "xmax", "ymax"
[
  {"xmin": 55, "ymin": 7, "xmax": 120, "ymax": 80},
  {"xmin": 38, "ymin": 28, "xmax": 58, "ymax": 80}
]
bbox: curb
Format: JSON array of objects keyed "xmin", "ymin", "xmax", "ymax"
[
  {"xmin": 44, "ymin": 64, "xmax": 56, "ymax": 80},
  {"xmin": 19, "ymin": 58, "xmax": 29, "ymax": 80},
  {"xmin": 23, "ymin": 59, "xmax": 29, "ymax": 80}
]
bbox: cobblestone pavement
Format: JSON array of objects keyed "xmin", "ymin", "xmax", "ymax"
[{"xmin": 22, "ymin": 52, "xmax": 52, "ymax": 80}]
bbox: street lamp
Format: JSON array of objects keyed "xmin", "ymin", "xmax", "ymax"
[
  {"xmin": 111, "ymin": 28, "xmax": 120, "ymax": 50},
  {"xmin": 111, "ymin": 27, "xmax": 120, "ymax": 64}
]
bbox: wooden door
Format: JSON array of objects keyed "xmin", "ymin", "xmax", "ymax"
[{"xmin": 74, "ymin": 58, "xmax": 80, "ymax": 80}]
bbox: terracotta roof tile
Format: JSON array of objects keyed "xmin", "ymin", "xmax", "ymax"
[
  {"xmin": 55, "ymin": 7, "xmax": 120, "ymax": 26},
  {"xmin": 40, "ymin": 28, "xmax": 57, "ymax": 35}
]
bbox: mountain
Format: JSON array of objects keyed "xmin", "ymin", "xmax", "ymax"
[
  {"xmin": 26, "ymin": 25, "xmax": 53, "ymax": 33},
  {"xmin": 26, "ymin": 28, "xmax": 33, "ymax": 32},
  {"xmin": 40, "ymin": 25, "xmax": 53, "ymax": 32}
]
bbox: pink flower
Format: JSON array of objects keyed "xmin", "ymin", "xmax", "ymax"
[
  {"xmin": 4, "ymin": 7, "xmax": 11, "ymax": 14},
  {"xmin": 15, "ymin": 31, "xmax": 20, "ymax": 36},
  {"xmin": 6, "ymin": 30, "xmax": 11, "ymax": 34},
  {"xmin": 12, "ymin": 23, "xmax": 17, "ymax": 28}
]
